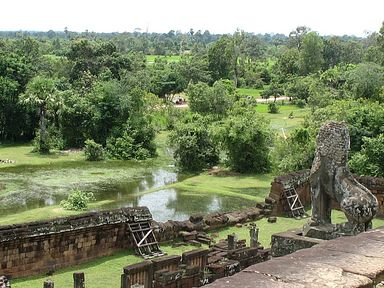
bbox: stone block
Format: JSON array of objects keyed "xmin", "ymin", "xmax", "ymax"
[{"xmin": 271, "ymin": 229, "xmax": 324, "ymax": 257}]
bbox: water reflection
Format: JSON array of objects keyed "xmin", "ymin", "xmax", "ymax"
[{"xmin": 0, "ymin": 168, "xmax": 254, "ymax": 222}]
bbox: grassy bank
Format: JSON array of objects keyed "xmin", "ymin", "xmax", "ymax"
[{"xmin": 168, "ymin": 172, "xmax": 273, "ymax": 203}]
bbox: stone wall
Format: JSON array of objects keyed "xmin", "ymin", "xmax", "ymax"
[
  {"xmin": 0, "ymin": 205, "xmax": 268, "ymax": 279},
  {"xmin": 268, "ymin": 170, "xmax": 311, "ymax": 215},
  {"xmin": 0, "ymin": 207, "xmax": 149, "ymax": 278},
  {"xmin": 268, "ymin": 170, "xmax": 384, "ymax": 217}
]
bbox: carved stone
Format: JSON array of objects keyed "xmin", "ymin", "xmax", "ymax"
[{"xmin": 304, "ymin": 122, "xmax": 378, "ymax": 238}]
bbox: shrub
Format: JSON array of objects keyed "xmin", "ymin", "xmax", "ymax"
[
  {"xmin": 272, "ymin": 127, "xmax": 315, "ymax": 173},
  {"xmin": 169, "ymin": 114, "xmax": 219, "ymax": 172},
  {"xmin": 293, "ymin": 99, "xmax": 306, "ymax": 108},
  {"xmin": 106, "ymin": 133, "xmax": 135, "ymax": 160},
  {"xmin": 60, "ymin": 189, "xmax": 95, "ymax": 211},
  {"xmin": 84, "ymin": 139, "xmax": 104, "ymax": 161},
  {"xmin": 268, "ymin": 102, "xmax": 279, "ymax": 114},
  {"xmin": 349, "ymin": 134, "xmax": 384, "ymax": 177},
  {"xmin": 217, "ymin": 111, "xmax": 273, "ymax": 173}
]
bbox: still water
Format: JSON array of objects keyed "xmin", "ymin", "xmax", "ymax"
[{"xmin": 0, "ymin": 168, "xmax": 251, "ymax": 222}]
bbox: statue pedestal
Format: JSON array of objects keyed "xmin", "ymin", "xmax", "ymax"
[
  {"xmin": 303, "ymin": 222, "xmax": 367, "ymax": 240},
  {"xmin": 303, "ymin": 224, "xmax": 339, "ymax": 240}
]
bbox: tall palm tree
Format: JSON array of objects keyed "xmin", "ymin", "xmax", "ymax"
[{"xmin": 20, "ymin": 76, "xmax": 57, "ymax": 153}]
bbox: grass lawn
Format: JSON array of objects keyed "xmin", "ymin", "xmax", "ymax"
[
  {"xmin": 256, "ymin": 103, "xmax": 310, "ymax": 135},
  {"xmin": 236, "ymin": 87, "xmax": 264, "ymax": 98},
  {"xmin": 146, "ymin": 55, "xmax": 181, "ymax": 63},
  {"xmin": 168, "ymin": 172, "xmax": 273, "ymax": 203}
]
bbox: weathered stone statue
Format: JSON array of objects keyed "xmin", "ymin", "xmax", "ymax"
[
  {"xmin": 304, "ymin": 122, "xmax": 378, "ymax": 238},
  {"xmin": 0, "ymin": 276, "xmax": 10, "ymax": 288}
]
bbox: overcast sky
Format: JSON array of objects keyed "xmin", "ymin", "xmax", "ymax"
[{"xmin": 1, "ymin": 0, "xmax": 383, "ymax": 36}]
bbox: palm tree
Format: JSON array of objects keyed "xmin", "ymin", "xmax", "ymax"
[{"xmin": 20, "ymin": 76, "xmax": 57, "ymax": 153}]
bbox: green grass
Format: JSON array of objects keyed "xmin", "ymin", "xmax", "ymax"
[
  {"xmin": 0, "ymin": 143, "xmax": 84, "ymax": 168},
  {"xmin": 236, "ymin": 87, "xmax": 264, "ymax": 98},
  {"xmin": 146, "ymin": 55, "xmax": 181, "ymax": 63},
  {"xmin": 12, "ymin": 243, "xmax": 199, "ymax": 288},
  {"xmin": 168, "ymin": 173, "xmax": 273, "ymax": 203},
  {"xmin": 0, "ymin": 201, "xmax": 116, "ymax": 226},
  {"xmin": 255, "ymin": 104, "xmax": 310, "ymax": 135}
]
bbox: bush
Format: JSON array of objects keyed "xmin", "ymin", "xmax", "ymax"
[
  {"xmin": 268, "ymin": 102, "xmax": 279, "ymax": 114},
  {"xmin": 106, "ymin": 116, "xmax": 157, "ymax": 160},
  {"xmin": 169, "ymin": 114, "xmax": 219, "ymax": 172},
  {"xmin": 187, "ymin": 80, "xmax": 235, "ymax": 117},
  {"xmin": 349, "ymin": 134, "xmax": 384, "ymax": 177},
  {"xmin": 84, "ymin": 139, "xmax": 104, "ymax": 161},
  {"xmin": 272, "ymin": 128, "xmax": 315, "ymax": 173},
  {"xmin": 217, "ymin": 111, "xmax": 273, "ymax": 173},
  {"xmin": 293, "ymin": 98, "xmax": 306, "ymax": 108},
  {"xmin": 106, "ymin": 133, "xmax": 135, "ymax": 160},
  {"xmin": 60, "ymin": 189, "xmax": 95, "ymax": 211},
  {"xmin": 32, "ymin": 127, "xmax": 65, "ymax": 153}
]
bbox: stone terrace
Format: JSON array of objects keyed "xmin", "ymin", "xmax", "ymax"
[{"xmin": 206, "ymin": 226, "xmax": 384, "ymax": 287}]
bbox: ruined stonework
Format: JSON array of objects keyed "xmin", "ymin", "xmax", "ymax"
[{"xmin": 305, "ymin": 121, "xmax": 378, "ymax": 237}]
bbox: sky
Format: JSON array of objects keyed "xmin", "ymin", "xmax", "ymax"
[{"xmin": 0, "ymin": 0, "xmax": 383, "ymax": 36}]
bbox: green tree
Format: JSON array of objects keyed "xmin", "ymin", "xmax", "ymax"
[
  {"xmin": 299, "ymin": 32, "xmax": 324, "ymax": 75},
  {"xmin": 208, "ymin": 35, "xmax": 235, "ymax": 82},
  {"xmin": 187, "ymin": 80, "xmax": 235, "ymax": 116},
  {"xmin": 20, "ymin": 76, "xmax": 58, "ymax": 153},
  {"xmin": 273, "ymin": 48, "xmax": 300, "ymax": 82},
  {"xmin": 285, "ymin": 76, "xmax": 317, "ymax": 103},
  {"xmin": 169, "ymin": 115, "xmax": 219, "ymax": 172},
  {"xmin": 345, "ymin": 63, "xmax": 384, "ymax": 102},
  {"xmin": 349, "ymin": 134, "xmax": 384, "ymax": 177},
  {"xmin": 217, "ymin": 111, "xmax": 272, "ymax": 173},
  {"xmin": 306, "ymin": 99, "xmax": 384, "ymax": 152},
  {"xmin": 288, "ymin": 26, "xmax": 310, "ymax": 50},
  {"xmin": 272, "ymin": 127, "xmax": 315, "ymax": 173}
]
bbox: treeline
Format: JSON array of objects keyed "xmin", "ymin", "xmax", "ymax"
[{"xmin": 1, "ymin": 24, "xmax": 384, "ymax": 176}]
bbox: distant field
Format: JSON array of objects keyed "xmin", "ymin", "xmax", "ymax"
[
  {"xmin": 256, "ymin": 103, "xmax": 310, "ymax": 135},
  {"xmin": 146, "ymin": 55, "xmax": 181, "ymax": 63},
  {"xmin": 237, "ymin": 87, "xmax": 264, "ymax": 98}
]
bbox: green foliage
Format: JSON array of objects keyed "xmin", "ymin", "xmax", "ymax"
[
  {"xmin": 349, "ymin": 134, "xmax": 384, "ymax": 177},
  {"xmin": 217, "ymin": 111, "xmax": 273, "ymax": 173},
  {"xmin": 208, "ymin": 35, "xmax": 235, "ymax": 81},
  {"xmin": 20, "ymin": 76, "xmax": 58, "ymax": 153},
  {"xmin": 273, "ymin": 128, "xmax": 315, "ymax": 173},
  {"xmin": 84, "ymin": 139, "xmax": 104, "ymax": 161},
  {"xmin": 345, "ymin": 63, "xmax": 384, "ymax": 102},
  {"xmin": 273, "ymin": 48, "xmax": 300, "ymax": 82},
  {"xmin": 106, "ymin": 113, "xmax": 156, "ymax": 160},
  {"xmin": 169, "ymin": 115, "xmax": 219, "ymax": 172},
  {"xmin": 260, "ymin": 82, "xmax": 284, "ymax": 99},
  {"xmin": 268, "ymin": 102, "xmax": 279, "ymax": 113},
  {"xmin": 187, "ymin": 80, "xmax": 235, "ymax": 116},
  {"xmin": 299, "ymin": 32, "xmax": 324, "ymax": 75},
  {"xmin": 306, "ymin": 99, "xmax": 384, "ymax": 152},
  {"xmin": 285, "ymin": 76, "xmax": 314, "ymax": 102},
  {"xmin": 32, "ymin": 126, "xmax": 64, "ymax": 152},
  {"xmin": 60, "ymin": 189, "xmax": 95, "ymax": 211}
]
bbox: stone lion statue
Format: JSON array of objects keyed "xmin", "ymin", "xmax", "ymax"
[{"xmin": 307, "ymin": 121, "xmax": 378, "ymax": 235}]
